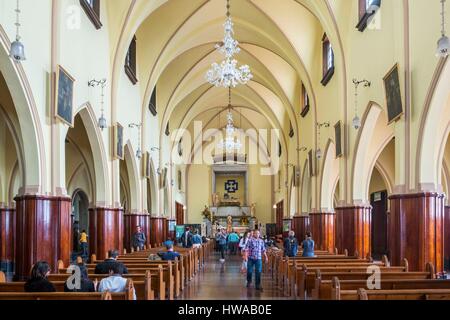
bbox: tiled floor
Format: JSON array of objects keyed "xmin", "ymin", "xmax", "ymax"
[{"xmin": 179, "ymin": 252, "xmax": 292, "ymax": 300}]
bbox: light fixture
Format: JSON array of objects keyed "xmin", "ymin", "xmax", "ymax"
[
  {"xmin": 217, "ymin": 88, "xmax": 242, "ymax": 153},
  {"xmin": 88, "ymin": 79, "xmax": 108, "ymax": 131},
  {"xmin": 150, "ymin": 147, "xmax": 160, "ymax": 152},
  {"xmin": 129, "ymin": 123, "xmax": 142, "ymax": 159},
  {"xmin": 10, "ymin": 0, "xmax": 26, "ymax": 62},
  {"xmin": 437, "ymin": 0, "xmax": 450, "ymax": 57},
  {"xmin": 352, "ymin": 79, "xmax": 371, "ymax": 130},
  {"xmin": 205, "ymin": 0, "xmax": 253, "ymax": 88},
  {"xmin": 273, "ymin": 204, "xmax": 277, "ymax": 209},
  {"xmin": 297, "ymin": 147, "xmax": 307, "ymax": 152},
  {"xmin": 316, "ymin": 122, "xmax": 330, "ymax": 159}
]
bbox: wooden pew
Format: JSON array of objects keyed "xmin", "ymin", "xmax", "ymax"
[
  {"xmin": 59, "ymin": 264, "xmax": 174, "ymax": 300},
  {"xmin": 0, "ymin": 291, "xmax": 114, "ymax": 300},
  {"xmin": 296, "ymin": 258, "xmax": 415, "ymax": 299},
  {"xmin": 357, "ymin": 288, "xmax": 450, "ymax": 300},
  {"xmin": 87, "ymin": 259, "xmax": 180, "ymax": 298},
  {"xmin": 48, "ymin": 271, "xmax": 161, "ymax": 300},
  {"xmin": 325, "ymin": 276, "xmax": 450, "ymax": 300}
]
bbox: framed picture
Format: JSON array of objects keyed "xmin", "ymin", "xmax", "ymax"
[
  {"xmin": 142, "ymin": 152, "xmax": 151, "ymax": 178},
  {"xmin": 178, "ymin": 170, "xmax": 182, "ymax": 191},
  {"xmin": 383, "ymin": 63, "xmax": 404, "ymax": 124},
  {"xmin": 308, "ymin": 149, "xmax": 315, "ymax": 177},
  {"xmin": 159, "ymin": 167, "xmax": 167, "ymax": 189},
  {"xmin": 334, "ymin": 121, "xmax": 343, "ymax": 158},
  {"xmin": 113, "ymin": 123, "xmax": 124, "ymax": 160},
  {"xmin": 55, "ymin": 65, "xmax": 75, "ymax": 127}
]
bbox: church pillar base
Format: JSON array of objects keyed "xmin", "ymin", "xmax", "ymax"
[
  {"xmin": 150, "ymin": 217, "xmax": 167, "ymax": 247},
  {"xmin": 292, "ymin": 215, "xmax": 310, "ymax": 242},
  {"xmin": 89, "ymin": 207, "xmax": 123, "ymax": 260},
  {"xmin": 0, "ymin": 207, "xmax": 15, "ymax": 275},
  {"xmin": 309, "ymin": 212, "xmax": 335, "ymax": 253},
  {"xmin": 14, "ymin": 195, "xmax": 71, "ymax": 280},
  {"xmin": 123, "ymin": 213, "xmax": 150, "ymax": 252},
  {"xmin": 335, "ymin": 206, "xmax": 372, "ymax": 258},
  {"xmin": 389, "ymin": 192, "xmax": 444, "ymax": 271}
]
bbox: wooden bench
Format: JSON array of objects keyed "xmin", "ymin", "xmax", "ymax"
[
  {"xmin": 296, "ymin": 258, "xmax": 415, "ymax": 299},
  {"xmin": 356, "ymin": 288, "xmax": 450, "ymax": 300},
  {"xmin": 325, "ymin": 276, "xmax": 450, "ymax": 300}
]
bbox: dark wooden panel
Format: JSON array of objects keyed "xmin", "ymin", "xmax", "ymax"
[
  {"xmin": 371, "ymin": 191, "xmax": 388, "ymax": 260},
  {"xmin": 123, "ymin": 214, "xmax": 150, "ymax": 252},
  {"xmin": 14, "ymin": 195, "xmax": 71, "ymax": 280},
  {"xmin": 276, "ymin": 201, "xmax": 284, "ymax": 235},
  {"xmin": 445, "ymin": 206, "xmax": 450, "ymax": 271},
  {"xmin": 309, "ymin": 212, "xmax": 335, "ymax": 252},
  {"xmin": 0, "ymin": 208, "xmax": 15, "ymax": 273},
  {"xmin": 335, "ymin": 206, "xmax": 372, "ymax": 258},
  {"xmin": 89, "ymin": 207, "xmax": 124, "ymax": 260},
  {"xmin": 150, "ymin": 217, "xmax": 166, "ymax": 247},
  {"xmin": 388, "ymin": 193, "xmax": 445, "ymax": 271},
  {"xmin": 292, "ymin": 215, "xmax": 310, "ymax": 242},
  {"xmin": 175, "ymin": 202, "xmax": 184, "ymax": 225}
]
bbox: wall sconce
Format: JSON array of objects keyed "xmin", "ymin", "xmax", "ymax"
[
  {"xmin": 297, "ymin": 147, "xmax": 307, "ymax": 152},
  {"xmin": 273, "ymin": 204, "xmax": 277, "ymax": 209},
  {"xmin": 10, "ymin": 0, "xmax": 26, "ymax": 62},
  {"xmin": 316, "ymin": 122, "xmax": 330, "ymax": 159},
  {"xmin": 437, "ymin": 0, "xmax": 450, "ymax": 57},
  {"xmin": 151, "ymin": 147, "xmax": 160, "ymax": 152},
  {"xmin": 129, "ymin": 123, "xmax": 142, "ymax": 159},
  {"xmin": 352, "ymin": 79, "xmax": 371, "ymax": 130},
  {"xmin": 88, "ymin": 79, "xmax": 108, "ymax": 131}
]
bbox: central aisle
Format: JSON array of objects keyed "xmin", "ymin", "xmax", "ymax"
[{"xmin": 179, "ymin": 251, "xmax": 290, "ymax": 300}]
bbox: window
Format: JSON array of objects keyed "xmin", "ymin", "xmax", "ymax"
[
  {"xmin": 125, "ymin": 36, "xmax": 138, "ymax": 85},
  {"xmin": 149, "ymin": 87, "xmax": 157, "ymax": 116},
  {"xmin": 321, "ymin": 33, "xmax": 334, "ymax": 86},
  {"xmin": 356, "ymin": 0, "xmax": 381, "ymax": 32},
  {"xmin": 80, "ymin": 0, "xmax": 102, "ymax": 29},
  {"xmin": 300, "ymin": 84, "xmax": 310, "ymax": 118}
]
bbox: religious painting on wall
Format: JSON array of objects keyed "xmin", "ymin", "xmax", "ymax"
[
  {"xmin": 383, "ymin": 63, "xmax": 404, "ymax": 124},
  {"xmin": 142, "ymin": 152, "xmax": 151, "ymax": 178},
  {"xmin": 293, "ymin": 165, "xmax": 300, "ymax": 187},
  {"xmin": 113, "ymin": 123, "xmax": 124, "ymax": 160},
  {"xmin": 55, "ymin": 65, "xmax": 75, "ymax": 127},
  {"xmin": 308, "ymin": 149, "xmax": 315, "ymax": 177},
  {"xmin": 334, "ymin": 121, "xmax": 343, "ymax": 158},
  {"xmin": 178, "ymin": 170, "xmax": 182, "ymax": 191},
  {"xmin": 159, "ymin": 167, "xmax": 168, "ymax": 189}
]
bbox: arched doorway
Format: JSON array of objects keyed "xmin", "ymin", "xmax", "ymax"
[{"xmin": 71, "ymin": 190, "xmax": 89, "ymax": 252}]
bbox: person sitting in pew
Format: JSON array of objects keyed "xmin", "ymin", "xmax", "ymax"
[
  {"xmin": 94, "ymin": 250, "xmax": 129, "ymax": 275},
  {"xmin": 24, "ymin": 261, "xmax": 56, "ymax": 292},
  {"xmin": 98, "ymin": 263, "xmax": 136, "ymax": 300},
  {"xmin": 157, "ymin": 241, "xmax": 181, "ymax": 261},
  {"xmin": 64, "ymin": 263, "xmax": 97, "ymax": 292},
  {"xmin": 301, "ymin": 232, "xmax": 315, "ymax": 257},
  {"xmin": 283, "ymin": 231, "xmax": 299, "ymax": 257}
]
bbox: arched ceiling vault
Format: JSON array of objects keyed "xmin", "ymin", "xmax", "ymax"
[{"xmin": 108, "ymin": 0, "xmax": 346, "ymax": 158}]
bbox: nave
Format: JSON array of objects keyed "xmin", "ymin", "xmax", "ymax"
[{"xmin": 180, "ymin": 252, "xmax": 285, "ymax": 301}]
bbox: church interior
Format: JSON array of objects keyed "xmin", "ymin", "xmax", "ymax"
[{"xmin": 0, "ymin": 0, "xmax": 450, "ymax": 302}]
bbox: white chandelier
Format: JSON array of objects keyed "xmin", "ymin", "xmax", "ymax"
[
  {"xmin": 437, "ymin": 0, "xmax": 450, "ymax": 57},
  {"xmin": 218, "ymin": 89, "xmax": 242, "ymax": 152},
  {"xmin": 206, "ymin": 0, "xmax": 253, "ymax": 88}
]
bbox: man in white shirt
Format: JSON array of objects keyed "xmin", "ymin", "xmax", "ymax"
[{"xmin": 98, "ymin": 263, "xmax": 136, "ymax": 300}]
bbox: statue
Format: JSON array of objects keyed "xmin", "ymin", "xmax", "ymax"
[
  {"xmin": 212, "ymin": 193, "xmax": 220, "ymax": 206},
  {"xmin": 202, "ymin": 205, "xmax": 212, "ymax": 222},
  {"xmin": 250, "ymin": 203, "xmax": 256, "ymax": 217},
  {"xmin": 227, "ymin": 215, "xmax": 233, "ymax": 233}
]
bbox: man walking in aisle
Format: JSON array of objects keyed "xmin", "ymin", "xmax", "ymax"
[{"xmin": 244, "ymin": 229, "xmax": 268, "ymax": 291}]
